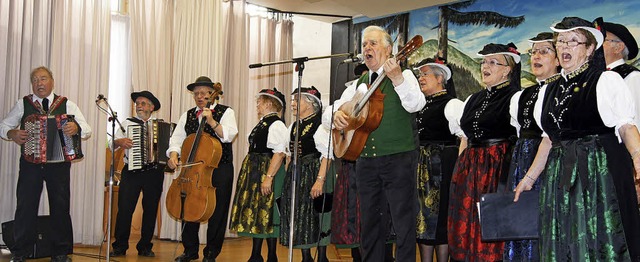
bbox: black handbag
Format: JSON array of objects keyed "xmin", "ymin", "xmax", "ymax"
[
  {"xmin": 478, "ymin": 190, "xmax": 539, "ymax": 241},
  {"xmin": 313, "ymin": 193, "xmax": 333, "ymax": 213}
]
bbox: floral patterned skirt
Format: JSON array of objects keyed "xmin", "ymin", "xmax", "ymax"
[
  {"xmin": 448, "ymin": 141, "xmax": 511, "ymax": 262},
  {"xmin": 416, "ymin": 143, "xmax": 458, "ymax": 245},
  {"xmin": 330, "ymin": 159, "xmax": 360, "ymax": 248},
  {"xmin": 539, "ymin": 134, "xmax": 640, "ymax": 261},
  {"xmin": 504, "ymin": 137, "xmax": 542, "ymax": 261},
  {"xmin": 229, "ymin": 153, "xmax": 285, "ymax": 238}
]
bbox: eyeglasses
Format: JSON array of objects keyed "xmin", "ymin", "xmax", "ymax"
[
  {"xmin": 193, "ymin": 91, "xmax": 211, "ymax": 97},
  {"xmin": 31, "ymin": 77, "xmax": 50, "ymax": 84},
  {"xmin": 527, "ymin": 47, "xmax": 556, "ymax": 56},
  {"xmin": 604, "ymin": 39, "xmax": 622, "ymax": 43},
  {"xmin": 555, "ymin": 40, "xmax": 587, "ymax": 47},
  {"xmin": 135, "ymin": 101, "xmax": 152, "ymax": 107},
  {"xmin": 416, "ymin": 72, "xmax": 436, "ymax": 78},
  {"xmin": 480, "ymin": 59, "xmax": 509, "ymax": 67}
]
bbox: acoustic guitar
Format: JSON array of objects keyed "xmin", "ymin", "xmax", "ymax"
[{"xmin": 332, "ymin": 35, "xmax": 423, "ymax": 161}]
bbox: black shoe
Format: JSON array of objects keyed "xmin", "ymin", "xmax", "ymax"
[
  {"xmin": 175, "ymin": 253, "xmax": 199, "ymax": 262},
  {"xmin": 51, "ymin": 255, "xmax": 72, "ymax": 262},
  {"xmin": 203, "ymin": 255, "xmax": 216, "ymax": 262},
  {"xmin": 109, "ymin": 248, "xmax": 126, "ymax": 257},
  {"xmin": 10, "ymin": 255, "xmax": 25, "ymax": 262},
  {"xmin": 138, "ymin": 249, "xmax": 155, "ymax": 257},
  {"xmin": 248, "ymin": 256, "xmax": 263, "ymax": 262}
]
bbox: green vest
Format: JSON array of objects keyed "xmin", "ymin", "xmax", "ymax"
[{"xmin": 357, "ymin": 72, "xmax": 417, "ymax": 158}]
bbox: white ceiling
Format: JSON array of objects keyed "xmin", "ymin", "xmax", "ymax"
[{"xmin": 247, "ymin": 0, "xmax": 460, "ymax": 22}]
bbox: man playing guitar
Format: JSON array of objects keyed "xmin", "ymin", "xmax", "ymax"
[{"xmin": 330, "ymin": 25, "xmax": 425, "ymax": 262}]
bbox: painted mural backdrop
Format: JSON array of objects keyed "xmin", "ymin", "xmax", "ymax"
[{"xmin": 355, "ymin": 0, "xmax": 640, "ymax": 99}]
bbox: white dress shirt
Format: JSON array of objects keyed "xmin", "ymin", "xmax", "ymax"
[
  {"xmin": 608, "ymin": 59, "xmax": 640, "ymax": 126},
  {"xmin": 321, "ymin": 68, "xmax": 425, "ymax": 129},
  {"xmin": 166, "ymin": 103, "xmax": 238, "ymax": 157},
  {"xmin": 0, "ymin": 93, "xmax": 92, "ymax": 140}
]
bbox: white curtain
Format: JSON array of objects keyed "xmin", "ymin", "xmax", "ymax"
[
  {"xmin": 0, "ymin": 0, "xmax": 110, "ymax": 246},
  {"xmin": 0, "ymin": 0, "xmax": 53, "ymax": 245},
  {"xmin": 158, "ymin": 0, "xmax": 227, "ymax": 241},
  {"xmin": 48, "ymin": 0, "xmax": 111, "ymax": 245}
]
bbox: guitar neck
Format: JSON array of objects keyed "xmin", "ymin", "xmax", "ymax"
[{"xmin": 353, "ymin": 70, "xmax": 388, "ymax": 116}]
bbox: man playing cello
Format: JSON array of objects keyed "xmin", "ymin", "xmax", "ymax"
[{"xmin": 166, "ymin": 76, "xmax": 238, "ymax": 262}]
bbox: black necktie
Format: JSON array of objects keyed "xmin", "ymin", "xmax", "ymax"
[
  {"xmin": 370, "ymin": 72, "xmax": 378, "ymax": 84},
  {"xmin": 42, "ymin": 98, "xmax": 49, "ymax": 112}
]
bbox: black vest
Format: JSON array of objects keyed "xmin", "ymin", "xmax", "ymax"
[
  {"xmin": 289, "ymin": 113, "xmax": 321, "ymax": 157},
  {"xmin": 460, "ymin": 81, "xmax": 518, "ymax": 140},
  {"xmin": 611, "ymin": 63, "xmax": 640, "ymax": 79},
  {"xmin": 416, "ymin": 92, "xmax": 457, "ymax": 144},
  {"xmin": 541, "ymin": 63, "xmax": 613, "ymax": 140},
  {"xmin": 517, "ymin": 75, "xmax": 560, "ymax": 139},
  {"xmin": 248, "ymin": 113, "xmax": 282, "ymax": 155},
  {"xmin": 184, "ymin": 104, "xmax": 233, "ymax": 164}
]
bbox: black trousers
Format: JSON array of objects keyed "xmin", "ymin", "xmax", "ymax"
[
  {"xmin": 356, "ymin": 150, "xmax": 418, "ymax": 262},
  {"xmin": 112, "ymin": 165, "xmax": 164, "ymax": 252},
  {"xmin": 13, "ymin": 158, "xmax": 72, "ymax": 257},
  {"xmin": 181, "ymin": 162, "xmax": 234, "ymax": 258}
]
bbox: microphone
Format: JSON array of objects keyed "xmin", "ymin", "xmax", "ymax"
[
  {"xmin": 341, "ymin": 54, "xmax": 364, "ymax": 64},
  {"xmin": 95, "ymin": 94, "xmax": 105, "ymax": 103}
]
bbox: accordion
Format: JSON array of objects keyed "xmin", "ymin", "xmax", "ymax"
[
  {"xmin": 22, "ymin": 114, "xmax": 83, "ymax": 163},
  {"xmin": 126, "ymin": 119, "xmax": 175, "ymax": 171}
]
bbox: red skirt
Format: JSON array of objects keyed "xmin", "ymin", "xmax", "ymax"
[{"xmin": 448, "ymin": 141, "xmax": 511, "ymax": 261}]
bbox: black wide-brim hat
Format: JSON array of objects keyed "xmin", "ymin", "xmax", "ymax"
[
  {"xmin": 187, "ymin": 76, "xmax": 215, "ymax": 91},
  {"xmin": 602, "ymin": 22, "xmax": 638, "ymax": 60},
  {"xmin": 550, "ymin": 17, "xmax": 603, "ymax": 49},
  {"xmin": 291, "ymin": 86, "xmax": 322, "ymax": 107},
  {"xmin": 257, "ymin": 87, "xmax": 286, "ymax": 108},
  {"xmin": 477, "ymin": 42, "xmax": 521, "ymax": 64},
  {"xmin": 528, "ymin": 32, "xmax": 554, "ymax": 44},
  {"xmin": 131, "ymin": 90, "xmax": 160, "ymax": 111}
]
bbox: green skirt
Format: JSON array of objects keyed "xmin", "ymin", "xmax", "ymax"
[{"xmin": 229, "ymin": 153, "xmax": 285, "ymax": 238}]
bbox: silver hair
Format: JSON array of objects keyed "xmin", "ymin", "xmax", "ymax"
[
  {"xmin": 622, "ymin": 45, "xmax": 630, "ymax": 60},
  {"xmin": 428, "ymin": 65, "xmax": 447, "ymax": 86},
  {"xmin": 31, "ymin": 66, "xmax": 54, "ymax": 81},
  {"xmin": 363, "ymin": 25, "xmax": 392, "ymax": 48},
  {"xmin": 302, "ymin": 95, "xmax": 321, "ymax": 113}
]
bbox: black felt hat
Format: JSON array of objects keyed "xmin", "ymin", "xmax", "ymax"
[
  {"xmin": 414, "ymin": 57, "xmax": 452, "ymax": 80},
  {"xmin": 257, "ymin": 87, "xmax": 286, "ymax": 109},
  {"xmin": 528, "ymin": 32, "xmax": 554, "ymax": 44},
  {"xmin": 602, "ymin": 22, "xmax": 638, "ymax": 60},
  {"xmin": 186, "ymin": 76, "xmax": 215, "ymax": 91},
  {"xmin": 477, "ymin": 43, "xmax": 521, "ymax": 64},
  {"xmin": 131, "ymin": 90, "xmax": 161, "ymax": 111},
  {"xmin": 550, "ymin": 17, "xmax": 604, "ymax": 49},
  {"xmin": 291, "ymin": 86, "xmax": 322, "ymax": 107}
]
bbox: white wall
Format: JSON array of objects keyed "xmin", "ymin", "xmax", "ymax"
[{"xmin": 291, "ymin": 16, "xmax": 333, "ymax": 107}]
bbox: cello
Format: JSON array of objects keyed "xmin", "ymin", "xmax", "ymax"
[
  {"xmin": 333, "ymin": 35, "xmax": 423, "ymax": 161},
  {"xmin": 165, "ymin": 91, "xmax": 223, "ymax": 223}
]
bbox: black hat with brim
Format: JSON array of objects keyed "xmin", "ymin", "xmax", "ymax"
[
  {"xmin": 550, "ymin": 17, "xmax": 603, "ymax": 49},
  {"xmin": 131, "ymin": 90, "xmax": 161, "ymax": 111},
  {"xmin": 602, "ymin": 22, "xmax": 638, "ymax": 60},
  {"xmin": 187, "ymin": 76, "xmax": 215, "ymax": 91},
  {"xmin": 477, "ymin": 43, "xmax": 521, "ymax": 64},
  {"xmin": 528, "ymin": 32, "xmax": 554, "ymax": 44}
]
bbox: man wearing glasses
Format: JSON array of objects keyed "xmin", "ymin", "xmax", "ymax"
[
  {"xmin": 109, "ymin": 90, "xmax": 165, "ymax": 258},
  {"xmin": 167, "ymin": 76, "xmax": 238, "ymax": 262},
  {"xmin": 602, "ymin": 22, "xmax": 640, "ymax": 124}
]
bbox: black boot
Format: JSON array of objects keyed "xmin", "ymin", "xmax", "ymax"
[
  {"xmin": 266, "ymin": 238, "xmax": 278, "ymax": 262},
  {"xmin": 317, "ymin": 246, "xmax": 329, "ymax": 262},
  {"xmin": 248, "ymin": 238, "xmax": 264, "ymax": 262},
  {"xmin": 301, "ymin": 249, "xmax": 313, "ymax": 262}
]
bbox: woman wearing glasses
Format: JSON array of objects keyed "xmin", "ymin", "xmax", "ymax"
[
  {"xmin": 503, "ymin": 32, "xmax": 559, "ymax": 261},
  {"xmin": 448, "ymin": 43, "xmax": 521, "ymax": 261},
  {"xmin": 514, "ymin": 17, "xmax": 640, "ymax": 260}
]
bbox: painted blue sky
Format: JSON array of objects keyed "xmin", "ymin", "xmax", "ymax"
[{"xmin": 407, "ymin": 0, "xmax": 640, "ymax": 57}]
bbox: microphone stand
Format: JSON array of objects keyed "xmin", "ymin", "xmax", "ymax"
[
  {"xmin": 249, "ymin": 52, "xmax": 351, "ymax": 262},
  {"xmin": 95, "ymin": 97, "xmax": 123, "ymax": 262}
]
